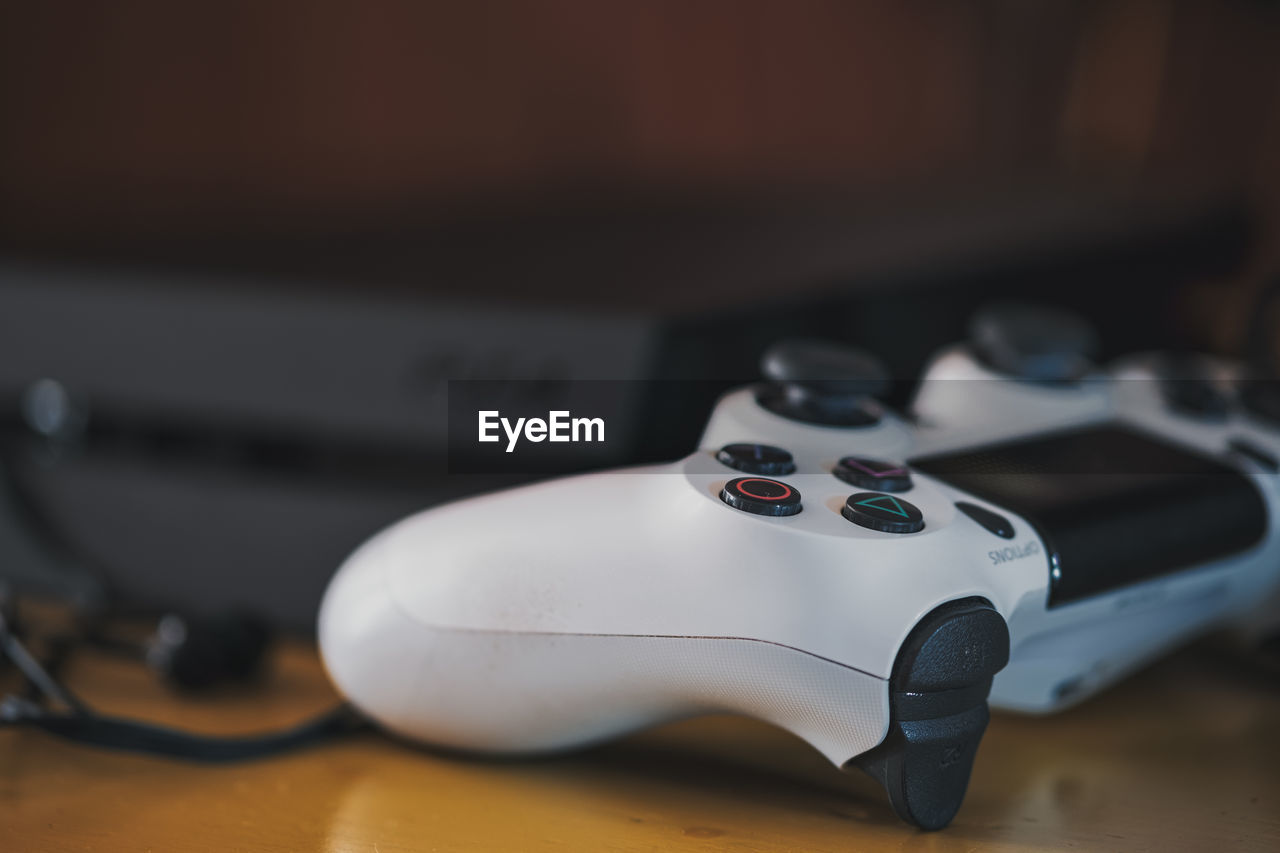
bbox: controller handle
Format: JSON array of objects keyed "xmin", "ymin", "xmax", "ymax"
[{"xmin": 757, "ymin": 338, "xmax": 890, "ymax": 426}]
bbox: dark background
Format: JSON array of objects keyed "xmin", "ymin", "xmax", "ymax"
[
  {"xmin": 1, "ymin": 1, "xmax": 1278, "ymax": 627},
  {"xmin": 1, "ymin": 1, "xmax": 1277, "ymax": 330}
]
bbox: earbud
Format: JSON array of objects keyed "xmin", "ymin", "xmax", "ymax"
[
  {"xmin": 20, "ymin": 378, "xmax": 90, "ymax": 444},
  {"xmin": 143, "ymin": 610, "xmax": 271, "ymax": 691}
]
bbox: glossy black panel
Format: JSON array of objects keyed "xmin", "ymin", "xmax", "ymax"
[{"xmin": 911, "ymin": 424, "xmax": 1267, "ymax": 607}]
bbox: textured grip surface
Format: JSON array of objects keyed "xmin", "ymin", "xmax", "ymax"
[{"xmin": 850, "ymin": 598, "xmax": 1009, "ymax": 831}]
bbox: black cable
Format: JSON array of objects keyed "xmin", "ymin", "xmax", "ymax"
[
  {"xmin": 0, "ymin": 437, "xmax": 113, "ymax": 613},
  {"xmin": 1, "ymin": 696, "xmax": 366, "ymax": 762},
  {"xmin": 0, "ymin": 388, "xmax": 370, "ymax": 762},
  {"xmin": 1, "ymin": 628, "xmax": 91, "ymax": 715},
  {"xmin": 0, "ymin": 612, "xmax": 368, "ymax": 760}
]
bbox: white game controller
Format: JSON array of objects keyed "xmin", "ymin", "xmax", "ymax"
[{"xmin": 318, "ymin": 304, "xmax": 1280, "ymax": 830}]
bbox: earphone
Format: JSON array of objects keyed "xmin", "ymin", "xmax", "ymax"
[
  {"xmin": 0, "ymin": 382, "xmax": 365, "ymax": 760},
  {"xmin": 0, "ymin": 600, "xmax": 364, "ymax": 760}
]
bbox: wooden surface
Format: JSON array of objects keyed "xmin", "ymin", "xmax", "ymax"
[{"xmin": 3, "ymin": 635, "xmax": 1278, "ymax": 852}]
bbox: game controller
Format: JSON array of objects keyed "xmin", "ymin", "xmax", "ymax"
[{"xmin": 318, "ymin": 302, "xmax": 1280, "ymax": 830}]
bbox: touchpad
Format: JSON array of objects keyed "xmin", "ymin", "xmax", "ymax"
[{"xmin": 910, "ymin": 424, "xmax": 1267, "ymax": 607}]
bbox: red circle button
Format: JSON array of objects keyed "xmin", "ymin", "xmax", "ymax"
[{"xmin": 720, "ymin": 477, "xmax": 802, "ymax": 517}]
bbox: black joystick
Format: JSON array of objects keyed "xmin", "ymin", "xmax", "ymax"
[
  {"xmin": 969, "ymin": 302, "xmax": 1099, "ymax": 383},
  {"xmin": 756, "ymin": 339, "xmax": 890, "ymax": 427}
]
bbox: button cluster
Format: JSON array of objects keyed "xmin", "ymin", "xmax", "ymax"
[
  {"xmin": 713, "ymin": 443, "xmax": 922, "ymax": 531},
  {"xmin": 713, "ymin": 443, "xmax": 1017, "ymax": 539}
]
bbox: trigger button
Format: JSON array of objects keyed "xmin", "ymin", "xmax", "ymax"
[{"xmin": 850, "ymin": 598, "xmax": 1010, "ymax": 831}]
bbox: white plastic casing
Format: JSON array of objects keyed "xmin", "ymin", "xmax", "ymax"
[{"xmin": 319, "ymin": 349, "xmax": 1280, "ymax": 770}]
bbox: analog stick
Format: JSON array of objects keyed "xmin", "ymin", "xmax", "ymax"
[
  {"xmin": 968, "ymin": 302, "xmax": 1099, "ymax": 383},
  {"xmin": 757, "ymin": 339, "xmax": 890, "ymax": 427}
]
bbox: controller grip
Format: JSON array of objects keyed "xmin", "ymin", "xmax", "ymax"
[
  {"xmin": 318, "ymin": 522, "xmax": 893, "ymax": 764},
  {"xmin": 850, "ymin": 598, "xmax": 1009, "ymax": 831}
]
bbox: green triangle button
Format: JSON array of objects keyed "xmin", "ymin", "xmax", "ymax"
[
  {"xmin": 853, "ymin": 495, "xmax": 910, "ymax": 517},
  {"xmin": 843, "ymin": 491, "xmax": 924, "ymax": 533}
]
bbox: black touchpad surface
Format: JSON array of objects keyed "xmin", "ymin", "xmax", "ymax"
[{"xmin": 909, "ymin": 424, "xmax": 1267, "ymax": 607}]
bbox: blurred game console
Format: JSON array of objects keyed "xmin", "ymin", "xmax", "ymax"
[{"xmin": 0, "ymin": 186, "xmax": 1254, "ymax": 628}]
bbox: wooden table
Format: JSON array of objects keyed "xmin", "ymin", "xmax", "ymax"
[{"xmin": 3, "ymin": 634, "xmax": 1278, "ymax": 852}]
